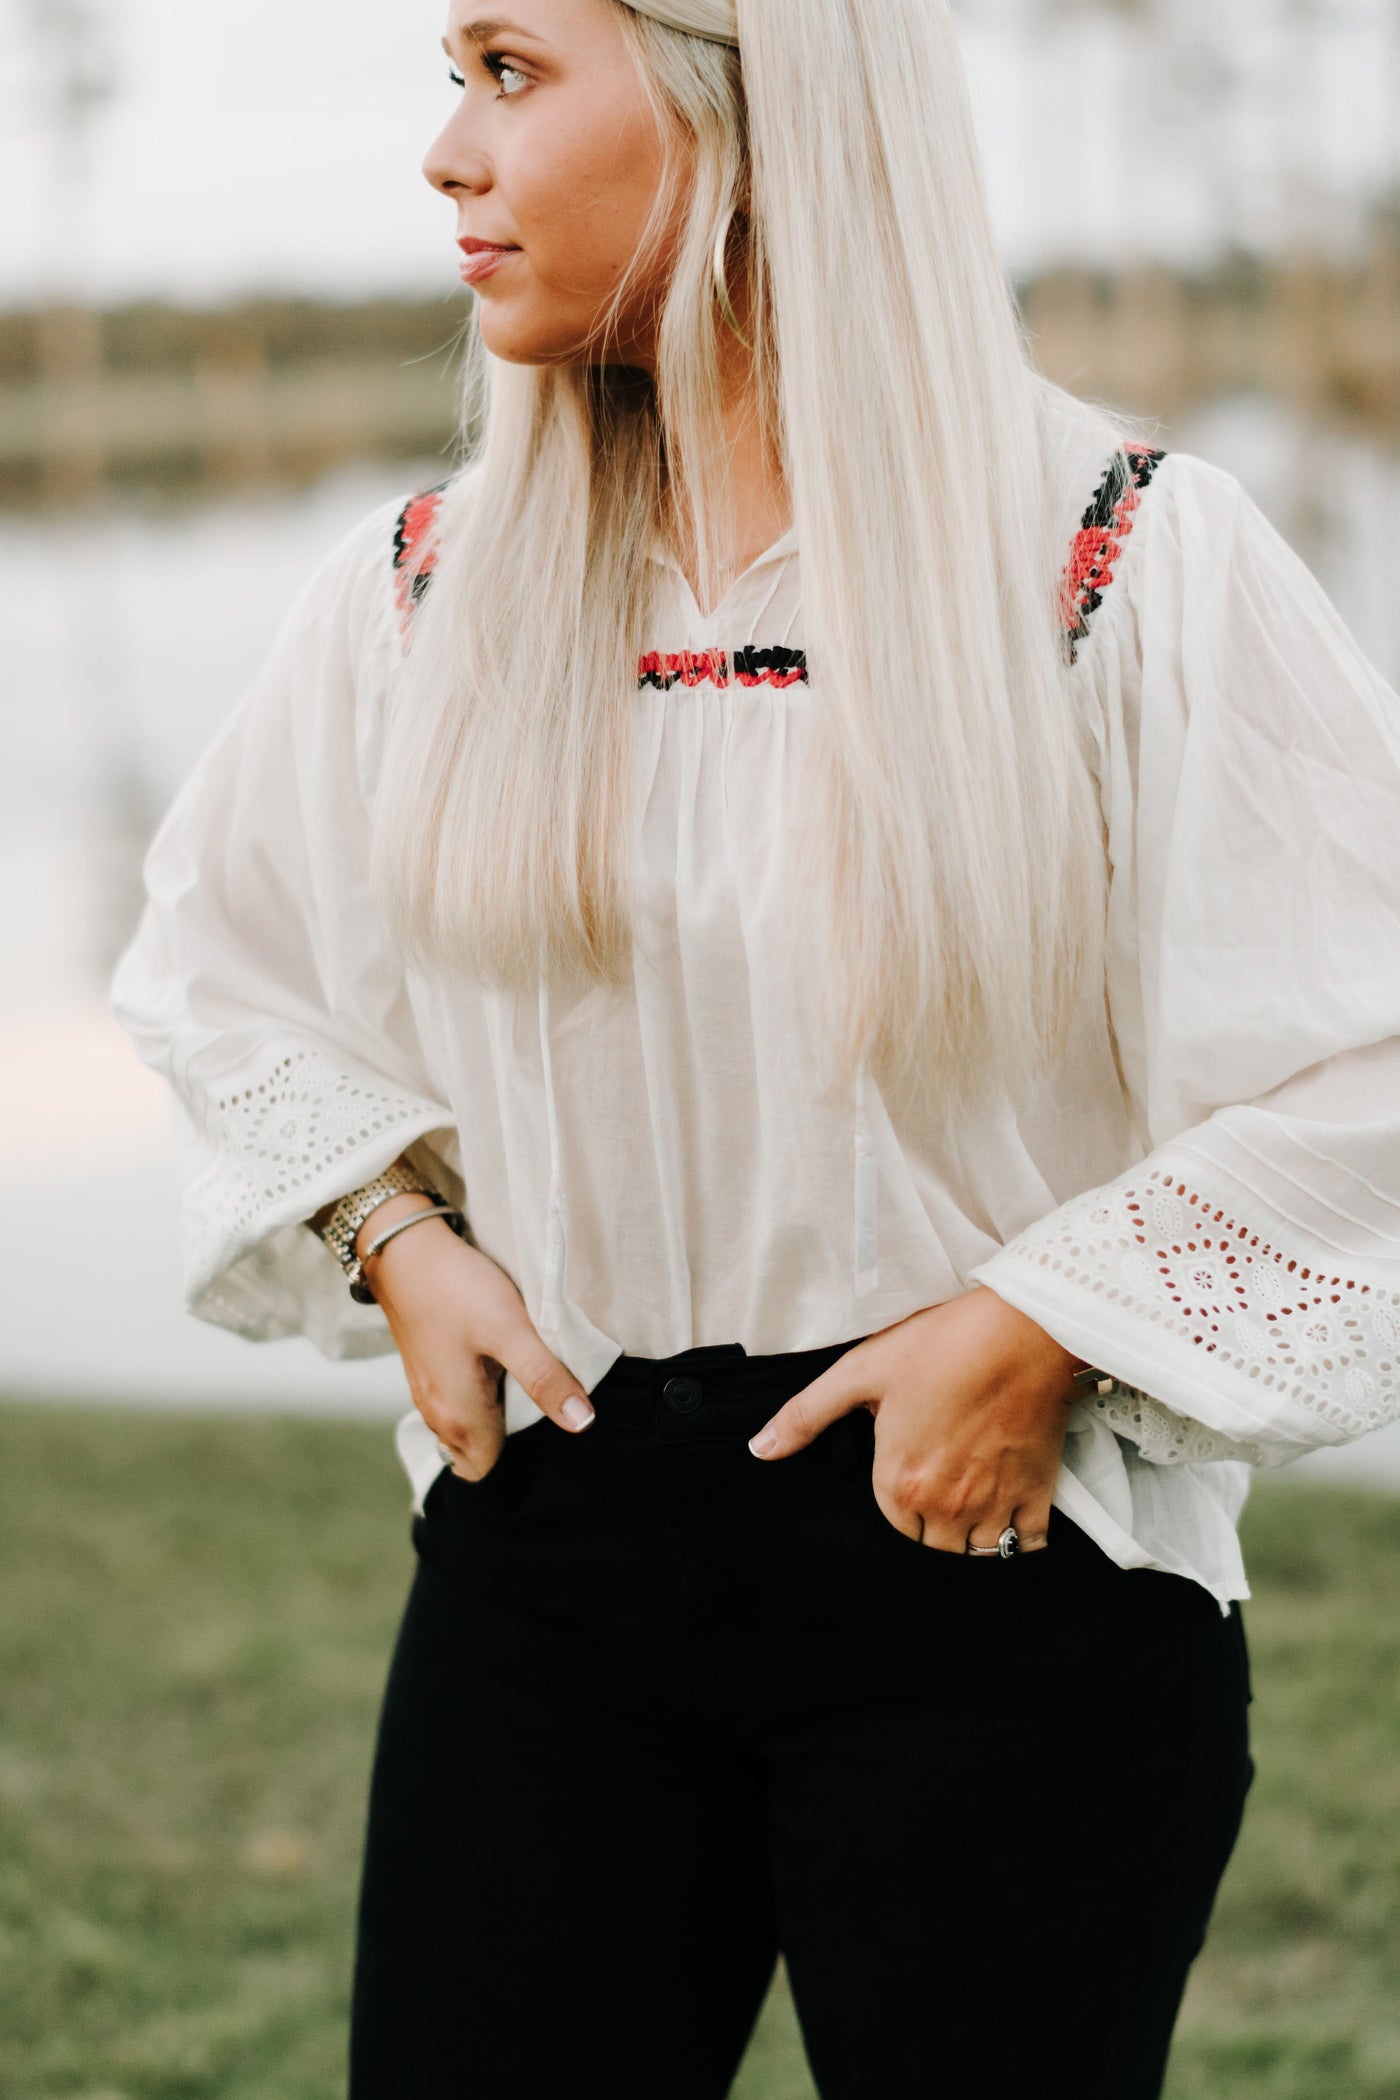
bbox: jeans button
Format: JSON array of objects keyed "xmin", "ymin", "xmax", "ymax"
[{"xmin": 661, "ymin": 1376, "xmax": 704, "ymax": 1413}]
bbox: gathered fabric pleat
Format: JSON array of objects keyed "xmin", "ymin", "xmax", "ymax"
[{"xmin": 536, "ymin": 975, "xmax": 567, "ymax": 1336}]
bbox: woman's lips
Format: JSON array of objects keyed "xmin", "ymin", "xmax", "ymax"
[{"xmin": 458, "ymin": 247, "xmax": 518, "ymax": 285}]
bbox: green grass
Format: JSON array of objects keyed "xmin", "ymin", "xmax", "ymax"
[{"xmin": 1, "ymin": 1405, "xmax": 1398, "ymax": 2099}]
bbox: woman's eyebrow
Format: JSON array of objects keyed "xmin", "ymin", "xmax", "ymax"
[{"xmin": 443, "ymin": 17, "xmax": 549, "ymax": 45}]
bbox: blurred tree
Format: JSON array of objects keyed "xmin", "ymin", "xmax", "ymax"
[{"xmin": 18, "ymin": 0, "xmax": 121, "ymax": 503}]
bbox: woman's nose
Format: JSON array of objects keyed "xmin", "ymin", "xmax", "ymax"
[{"xmin": 422, "ymin": 115, "xmax": 485, "ymax": 200}]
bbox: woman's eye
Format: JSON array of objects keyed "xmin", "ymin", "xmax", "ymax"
[
  {"xmin": 481, "ymin": 51, "xmax": 529, "ymax": 98},
  {"xmin": 446, "ymin": 50, "xmax": 529, "ymax": 99}
]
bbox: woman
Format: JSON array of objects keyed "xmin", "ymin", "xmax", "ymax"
[{"xmin": 111, "ymin": 0, "xmax": 1400, "ymax": 2094}]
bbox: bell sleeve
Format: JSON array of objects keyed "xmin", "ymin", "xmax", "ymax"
[
  {"xmin": 110, "ymin": 489, "xmax": 459, "ymax": 1359},
  {"xmin": 969, "ymin": 446, "xmax": 1400, "ymax": 1469}
]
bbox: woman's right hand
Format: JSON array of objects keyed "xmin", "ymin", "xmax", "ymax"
[{"xmin": 359, "ymin": 1197, "xmax": 595, "ymax": 1480}]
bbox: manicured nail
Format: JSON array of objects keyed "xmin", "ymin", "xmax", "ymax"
[
  {"xmin": 562, "ymin": 1396, "xmax": 595, "ymax": 1430},
  {"xmin": 749, "ymin": 1429, "xmax": 778, "ymax": 1456}
]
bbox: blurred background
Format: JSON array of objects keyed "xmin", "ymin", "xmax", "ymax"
[
  {"xmin": 2, "ymin": 0, "xmax": 1399, "ymax": 1429},
  {"xmin": 3, "ymin": 2, "xmax": 1400, "ymax": 2096}
]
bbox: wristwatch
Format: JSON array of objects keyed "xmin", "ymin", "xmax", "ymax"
[{"xmin": 312, "ymin": 1162, "xmax": 440, "ymax": 1305}]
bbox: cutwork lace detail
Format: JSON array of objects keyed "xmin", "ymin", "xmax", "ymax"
[
  {"xmin": 1085, "ymin": 1381, "xmax": 1268, "ymax": 1468},
  {"xmin": 1061, "ymin": 444, "xmax": 1167, "ymax": 665},
  {"xmin": 181, "ymin": 1042, "xmax": 438, "ymax": 1298},
  {"xmin": 1010, "ymin": 1165, "xmax": 1400, "ymax": 1457}
]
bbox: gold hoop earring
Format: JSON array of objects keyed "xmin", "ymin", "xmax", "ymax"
[{"xmin": 712, "ymin": 206, "xmax": 753, "ymax": 352}]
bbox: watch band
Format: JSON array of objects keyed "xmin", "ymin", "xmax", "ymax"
[{"xmin": 314, "ymin": 1162, "xmax": 439, "ymax": 1297}]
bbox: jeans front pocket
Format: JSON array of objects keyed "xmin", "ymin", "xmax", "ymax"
[
  {"xmin": 423, "ymin": 1417, "xmax": 552, "ymax": 1528},
  {"xmin": 833, "ymin": 1405, "xmax": 1062, "ymax": 1568}
]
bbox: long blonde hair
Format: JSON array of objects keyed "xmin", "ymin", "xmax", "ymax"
[{"xmin": 372, "ymin": 0, "xmax": 1156, "ymax": 1115}]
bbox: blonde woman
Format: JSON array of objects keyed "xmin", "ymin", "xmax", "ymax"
[{"xmin": 112, "ymin": 1, "xmax": 1400, "ymax": 2093}]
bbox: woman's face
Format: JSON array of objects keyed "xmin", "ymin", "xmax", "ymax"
[{"xmin": 424, "ymin": 0, "xmax": 684, "ymax": 370}]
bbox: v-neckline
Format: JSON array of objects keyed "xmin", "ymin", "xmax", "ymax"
[{"xmin": 650, "ymin": 523, "xmax": 798, "ymax": 624}]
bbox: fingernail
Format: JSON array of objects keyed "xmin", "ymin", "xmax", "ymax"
[
  {"xmin": 749, "ymin": 1429, "xmax": 777, "ymax": 1456},
  {"xmin": 562, "ymin": 1396, "xmax": 595, "ymax": 1430}
]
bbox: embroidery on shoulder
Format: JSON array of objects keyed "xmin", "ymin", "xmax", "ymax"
[
  {"xmin": 1060, "ymin": 443, "xmax": 1167, "ymax": 665},
  {"xmin": 638, "ymin": 645, "xmax": 808, "ymax": 691},
  {"xmin": 392, "ymin": 478, "xmax": 454, "ymax": 643}
]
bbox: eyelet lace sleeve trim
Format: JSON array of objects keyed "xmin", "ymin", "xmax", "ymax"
[
  {"xmin": 177, "ymin": 1035, "xmax": 451, "ymax": 1336},
  {"xmin": 972, "ymin": 1158, "xmax": 1400, "ymax": 1467},
  {"xmin": 1082, "ymin": 1379, "xmax": 1269, "ymax": 1468}
]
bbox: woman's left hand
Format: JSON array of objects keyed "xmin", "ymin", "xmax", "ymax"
[{"xmin": 748, "ymin": 1286, "xmax": 1084, "ymax": 1553}]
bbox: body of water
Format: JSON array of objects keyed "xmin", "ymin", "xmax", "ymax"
[{"xmin": 4, "ymin": 401, "xmax": 1399, "ymax": 1489}]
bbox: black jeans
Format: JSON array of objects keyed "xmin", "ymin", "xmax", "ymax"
[{"xmin": 349, "ymin": 1339, "xmax": 1254, "ymax": 2099}]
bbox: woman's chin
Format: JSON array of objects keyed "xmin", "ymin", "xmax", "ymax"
[
  {"xmin": 476, "ymin": 308, "xmax": 560, "ymax": 365},
  {"xmin": 474, "ymin": 299, "xmax": 623, "ymax": 371}
]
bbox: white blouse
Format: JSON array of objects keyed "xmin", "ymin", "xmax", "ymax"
[{"xmin": 111, "ymin": 413, "xmax": 1400, "ymax": 1615}]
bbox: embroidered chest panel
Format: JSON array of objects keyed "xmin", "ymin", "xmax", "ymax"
[{"xmin": 391, "ymin": 443, "xmax": 1168, "ymax": 676}]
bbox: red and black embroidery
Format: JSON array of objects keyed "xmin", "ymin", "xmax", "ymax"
[
  {"xmin": 1060, "ymin": 443, "xmax": 1167, "ymax": 665},
  {"xmin": 638, "ymin": 644, "xmax": 808, "ymax": 691},
  {"xmin": 401, "ymin": 461, "xmax": 1157, "ymax": 685},
  {"xmin": 392, "ymin": 488, "xmax": 808, "ymax": 684},
  {"xmin": 392, "ymin": 479, "xmax": 453, "ymax": 641}
]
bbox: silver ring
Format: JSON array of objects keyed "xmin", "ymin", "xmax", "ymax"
[{"xmin": 966, "ymin": 1524, "xmax": 1021, "ymax": 1559}]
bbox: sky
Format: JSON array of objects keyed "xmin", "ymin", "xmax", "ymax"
[{"xmin": 2, "ymin": 0, "xmax": 1397, "ymax": 311}]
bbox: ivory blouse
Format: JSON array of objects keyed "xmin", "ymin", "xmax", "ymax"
[{"xmin": 111, "ymin": 406, "xmax": 1400, "ymax": 1613}]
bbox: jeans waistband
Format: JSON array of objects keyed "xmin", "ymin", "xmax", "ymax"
[{"xmin": 593, "ymin": 1337, "xmax": 867, "ymax": 1411}]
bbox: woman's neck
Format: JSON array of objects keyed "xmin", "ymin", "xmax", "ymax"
[{"xmin": 664, "ymin": 349, "xmax": 792, "ymax": 618}]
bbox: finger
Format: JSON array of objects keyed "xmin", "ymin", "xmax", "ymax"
[
  {"xmin": 748, "ymin": 1347, "xmax": 878, "ymax": 1459},
  {"xmin": 416, "ymin": 1375, "xmax": 507, "ymax": 1480},
  {"xmin": 877, "ymin": 1448, "xmax": 994, "ymax": 1554},
  {"xmin": 869, "ymin": 1453, "xmax": 972, "ymax": 1552},
  {"xmin": 869, "ymin": 1478, "xmax": 924, "ymax": 1544},
  {"xmin": 495, "ymin": 1318, "xmax": 596, "ymax": 1433},
  {"xmin": 963, "ymin": 1500, "xmax": 1049, "ymax": 1557},
  {"xmin": 436, "ymin": 1436, "xmax": 497, "ymax": 1484},
  {"xmin": 425, "ymin": 1417, "xmax": 505, "ymax": 1484},
  {"xmin": 963, "ymin": 1512, "xmax": 1018, "ymax": 1556},
  {"xmin": 1011, "ymin": 1497, "xmax": 1053, "ymax": 1554},
  {"xmin": 868, "ymin": 1442, "xmax": 982, "ymax": 1551},
  {"xmin": 918, "ymin": 1511, "xmax": 976, "ymax": 1554}
]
